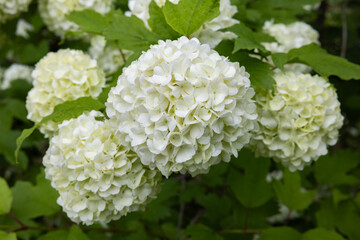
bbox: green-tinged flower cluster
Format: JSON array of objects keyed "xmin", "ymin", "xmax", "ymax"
[
  {"xmin": 43, "ymin": 111, "xmax": 162, "ymax": 225},
  {"xmin": 26, "ymin": 49, "xmax": 105, "ymax": 137},
  {"xmin": 250, "ymin": 72, "xmax": 344, "ymax": 171},
  {"xmin": 0, "ymin": 0, "xmax": 32, "ymax": 23}
]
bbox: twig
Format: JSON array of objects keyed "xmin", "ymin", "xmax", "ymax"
[
  {"xmin": 284, "ymin": 210, "xmax": 292, "ymax": 226},
  {"xmin": 7, "ymin": 212, "xmax": 27, "ymax": 231},
  {"xmin": 189, "ymin": 209, "xmax": 205, "ymax": 225},
  {"xmin": 177, "ymin": 175, "xmax": 187, "ymax": 231},
  {"xmin": 119, "ymin": 49, "xmax": 127, "ymax": 63},
  {"xmin": 340, "ymin": 0, "xmax": 348, "ymax": 58}
]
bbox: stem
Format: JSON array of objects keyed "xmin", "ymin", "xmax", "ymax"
[
  {"xmin": 220, "ymin": 228, "xmax": 262, "ymax": 235},
  {"xmin": 189, "ymin": 209, "xmax": 205, "ymax": 225},
  {"xmin": 243, "ymin": 208, "xmax": 249, "ymax": 234},
  {"xmin": 340, "ymin": 0, "xmax": 348, "ymax": 58},
  {"xmin": 7, "ymin": 212, "xmax": 27, "ymax": 230},
  {"xmin": 119, "ymin": 49, "xmax": 127, "ymax": 63},
  {"xmin": 284, "ymin": 210, "xmax": 292, "ymax": 226},
  {"xmin": 177, "ymin": 175, "xmax": 186, "ymax": 231}
]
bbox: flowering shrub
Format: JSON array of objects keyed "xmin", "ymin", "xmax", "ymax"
[{"xmin": 1, "ymin": 0, "xmax": 360, "ymax": 239}]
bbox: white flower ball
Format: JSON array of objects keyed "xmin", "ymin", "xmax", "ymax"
[
  {"xmin": 43, "ymin": 111, "xmax": 162, "ymax": 225},
  {"xmin": 89, "ymin": 36, "xmax": 132, "ymax": 75},
  {"xmin": 128, "ymin": 0, "xmax": 239, "ymax": 48},
  {"xmin": 16, "ymin": 18, "xmax": 34, "ymax": 38},
  {"xmin": 250, "ymin": 72, "xmax": 344, "ymax": 171},
  {"xmin": 106, "ymin": 37, "xmax": 258, "ymax": 177},
  {"xmin": 0, "ymin": 0, "xmax": 32, "ymax": 23},
  {"xmin": 38, "ymin": 0, "xmax": 113, "ymax": 38},
  {"xmin": 262, "ymin": 21, "xmax": 320, "ymax": 74},
  {"xmin": 1, "ymin": 64, "xmax": 33, "ymax": 89},
  {"xmin": 26, "ymin": 49, "xmax": 105, "ymax": 137}
]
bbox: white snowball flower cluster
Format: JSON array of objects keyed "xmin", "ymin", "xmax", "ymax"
[
  {"xmin": 267, "ymin": 202, "xmax": 300, "ymax": 224},
  {"xmin": 262, "ymin": 20, "xmax": 320, "ymax": 73},
  {"xmin": 26, "ymin": 49, "xmax": 105, "ymax": 137},
  {"xmin": 250, "ymin": 72, "xmax": 344, "ymax": 171},
  {"xmin": 89, "ymin": 36, "xmax": 132, "ymax": 75},
  {"xmin": 128, "ymin": 0, "xmax": 239, "ymax": 48},
  {"xmin": 106, "ymin": 37, "xmax": 258, "ymax": 177},
  {"xmin": 1, "ymin": 64, "xmax": 33, "ymax": 89},
  {"xmin": 43, "ymin": 111, "xmax": 162, "ymax": 225},
  {"xmin": 0, "ymin": 0, "xmax": 32, "ymax": 23},
  {"xmin": 38, "ymin": 0, "xmax": 113, "ymax": 38}
]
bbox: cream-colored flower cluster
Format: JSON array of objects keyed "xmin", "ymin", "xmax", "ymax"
[
  {"xmin": 89, "ymin": 36, "xmax": 132, "ymax": 75},
  {"xmin": 1, "ymin": 64, "xmax": 33, "ymax": 89},
  {"xmin": 38, "ymin": 0, "xmax": 113, "ymax": 38},
  {"xmin": 0, "ymin": 0, "xmax": 32, "ymax": 23},
  {"xmin": 26, "ymin": 49, "xmax": 105, "ymax": 137},
  {"xmin": 128, "ymin": 0, "xmax": 238, "ymax": 48},
  {"xmin": 262, "ymin": 21, "xmax": 320, "ymax": 73},
  {"xmin": 250, "ymin": 72, "xmax": 344, "ymax": 171},
  {"xmin": 106, "ymin": 37, "xmax": 258, "ymax": 177},
  {"xmin": 43, "ymin": 111, "xmax": 162, "ymax": 225}
]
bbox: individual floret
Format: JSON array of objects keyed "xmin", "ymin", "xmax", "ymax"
[
  {"xmin": 128, "ymin": 0, "xmax": 239, "ymax": 48},
  {"xmin": 106, "ymin": 37, "xmax": 258, "ymax": 177},
  {"xmin": 89, "ymin": 36, "xmax": 132, "ymax": 75},
  {"xmin": 26, "ymin": 49, "xmax": 105, "ymax": 137},
  {"xmin": 262, "ymin": 21, "xmax": 320, "ymax": 73},
  {"xmin": 43, "ymin": 111, "xmax": 162, "ymax": 225},
  {"xmin": 1, "ymin": 64, "xmax": 33, "ymax": 89},
  {"xmin": 250, "ymin": 72, "xmax": 344, "ymax": 171},
  {"xmin": 0, "ymin": 0, "xmax": 32, "ymax": 23},
  {"xmin": 38, "ymin": 0, "xmax": 113, "ymax": 38}
]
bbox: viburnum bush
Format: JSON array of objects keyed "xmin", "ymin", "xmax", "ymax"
[{"xmin": 1, "ymin": 0, "xmax": 360, "ymax": 239}]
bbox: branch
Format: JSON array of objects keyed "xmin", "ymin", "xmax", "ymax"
[{"xmin": 340, "ymin": 0, "xmax": 348, "ymax": 58}]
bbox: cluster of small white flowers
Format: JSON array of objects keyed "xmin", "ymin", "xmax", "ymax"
[
  {"xmin": 16, "ymin": 19, "xmax": 34, "ymax": 38},
  {"xmin": 250, "ymin": 72, "xmax": 344, "ymax": 171},
  {"xmin": 128, "ymin": 0, "xmax": 238, "ymax": 48},
  {"xmin": 0, "ymin": 0, "xmax": 32, "ymax": 23},
  {"xmin": 1, "ymin": 64, "xmax": 33, "ymax": 89},
  {"xmin": 262, "ymin": 21, "xmax": 320, "ymax": 73},
  {"xmin": 265, "ymin": 170, "xmax": 283, "ymax": 183},
  {"xmin": 89, "ymin": 36, "xmax": 132, "ymax": 75},
  {"xmin": 26, "ymin": 49, "xmax": 105, "ymax": 137},
  {"xmin": 43, "ymin": 111, "xmax": 162, "ymax": 225},
  {"xmin": 267, "ymin": 202, "xmax": 300, "ymax": 224},
  {"xmin": 303, "ymin": 2, "xmax": 321, "ymax": 11},
  {"xmin": 106, "ymin": 37, "xmax": 258, "ymax": 177},
  {"xmin": 38, "ymin": 0, "xmax": 113, "ymax": 38}
]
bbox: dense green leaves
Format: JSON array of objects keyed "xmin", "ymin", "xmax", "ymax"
[
  {"xmin": 38, "ymin": 226, "xmax": 89, "ymax": 240},
  {"xmin": 273, "ymin": 170, "xmax": 316, "ymax": 210},
  {"xmin": 230, "ymin": 23, "xmax": 267, "ymax": 52},
  {"xmin": 302, "ymin": 228, "xmax": 346, "ymax": 240},
  {"xmin": 259, "ymin": 227, "xmax": 301, "ymax": 240},
  {"xmin": 0, "ymin": 178, "xmax": 12, "ymax": 215},
  {"xmin": 314, "ymin": 149, "xmax": 359, "ymax": 186},
  {"xmin": 11, "ymin": 171, "xmax": 59, "ymax": 219},
  {"xmin": 229, "ymin": 150, "xmax": 273, "ymax": 208},
  {"xmin": 66, "ymin": 10, "xmax": 111, "ymax": 34},
  {"xmin": 163, "ymin": 0, "xmax": 220, "ymax": 36},
  {"xmin": 0, "ymin": 231, "xmax": 16, "ymax": 240},
  {"xmin": 181, "ymin": 224, "xmax": 223, "ymax": 240}
]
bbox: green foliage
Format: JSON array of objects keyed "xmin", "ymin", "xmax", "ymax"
[
  {"xmin": 0, "ymin": 231, "xmax": 17, "ymax": 240},
  {"xmin": 258, "ymin": 227, "xmax": 301, "ymax": 240},
  {"xmin": 273, "ymin": 170, "xmax": 316, "ymax": 210},
  {"xmin": 181, "ymin": 224, "xmax": 223, "ymax": 240},
  {"xmin": 11, "ymin": 170, "xmax": 59, "ymax": 219},
  {"xmin": 163, "ymin": 0, "xmax": 220, "ymax": 36},
  {"xmin": 0, "ymin": 178, "xmax": 13, "ymax": 215},
  {"xmin": 38, "ymin": 226, "xmax": 89, "ymax": 240},
  {"xmin": 66, "ymin": 10, "xmax": 112, "ymax": 34},
  {"xmin": 302, "ymin": 228, "xmax": 346, "ymax": 240},
  {"xmin": 230, "ymin": 23, "xmax": 267, "ymax": 52}
]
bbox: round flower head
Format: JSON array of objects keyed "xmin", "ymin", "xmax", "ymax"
[
  {"xmin": 1, "ymin": 64, "xmax": 33, "ymax": 89},
  {"xmin": 128, "ymin": 0, "xmax": 239, "ymax": 48},
  {"xmin": 26, "ymin": 49, "xmax": 105, "ymax": 137},
  {"xmin": 38, "ymin": 0, "xmax": 113, "ymax": 38},
  {"xmin": 106, "ymin": 37, "xmax": 258, "ymax": 177},
  {"xmin": 89, "ymin": 36, "xmax": 132, "ymax": 75},
  {"xmin": 0, "ymin": 0, "xmax": 32, "ymax": 23},
  {"xmin": 43, "ymin": 111, "xmax": 162, "ymax": 225},
  {"xmin": 262, "ymin": 21, "xmax": 320, "ymax": 73},
  {"xmin": 250, "ymin": 72, "xmax": 344, "ymax": 171}
]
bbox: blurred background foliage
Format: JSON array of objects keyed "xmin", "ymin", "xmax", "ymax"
[{"xmin": 1, "ymin": 0, "xmax": 360, "ymax": 239}]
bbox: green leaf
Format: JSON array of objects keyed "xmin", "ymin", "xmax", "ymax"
[
  {"xmin": 229, "ymin": 149, "xmax": 273, "ymax": 208},
  {"xmin": 335, "ymin": 201, "xmax": 360, "ymax": 240},
  {"xmin": 271, "ymin": 53, "xmax": 288, "ymax": 71},
  {"xmin": 15, "ymin": 97, "xmax": 105, "ymax": 162},
  {"xmin": 17, "ymin": 40, "xmax": 49, "ymax": 65},
  {"xmin": 314, "ymin": 149, "xmax": 360, "ymax": 186},
  {"xmin": 259, "ymin": 227, "xmax": 301, "ymax": 240},
  {"xmin": 230, "ymin": 24, "xmax": 267, "ymax": 52},
  {"xmin": 302, "ymin": 228, "xmax": 346, "ymax": 240},
  {"xmin": 66, "ymin": 9, "xmax": 111, "ymax": 34},
  {"xmin": 163, "ymin": 0, "xmax": 220, "ymax": 36},
  {"xmin": 315, "ymin": 200, "xmax": 337, "ymax": 230},
  {"xmin": 332, "ymin": 189, "xmax": 350, "ymax": 207},
  {"xmin": 0, "ymin": 178, "xmax": 13, "ymax": 214},
  {"xmin": 38, "ymin": 226, "xmax": 89, "ymax": 240},
  {"xmin": 148, "ymin": 1, "xmax": 180, "ymax": 39},
  {"xmin": 11, "ymin": 170, "xmax": 59, "ymax": 219},
  {"xmin": 68, "ymin": 226, "xmax": 90, "ymax": 240},
  {"xmin": 0, "ymin": 231, "xmax": 17, "ymax": 240},
  {"xmin": 38, "ymin": 231, "xmax": 68, "ymax": 240},
  {"xmin": 273, "ymin": 170, "xmax": 316, "ymax": 210},
  {"xmin": 286, "ymin": 44, "xmax": 360, "ymax": 80},
  {"xmin": 103, "ymin": 13, "xmax": 160, "ymax": 51},
  {"xmin": 181, "ymin": 224, "xmax": 223, "ymax": 240}
]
